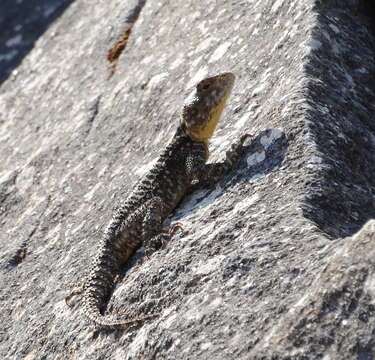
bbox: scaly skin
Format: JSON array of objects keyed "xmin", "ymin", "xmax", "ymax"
[{"xmin": 66, "ymin": 72, "xmax": 252, "ymax": 329}]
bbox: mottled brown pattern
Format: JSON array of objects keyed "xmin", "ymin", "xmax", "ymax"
[
  {"xmin": 107, "ymin": 26, "xmax": 132, "ymax": 79},
  {"xmin": 66, "ymin": 73, "xmax": 252, "ymax": 329}
]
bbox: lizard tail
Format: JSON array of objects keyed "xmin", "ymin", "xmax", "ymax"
[
  {"xmin": 81, "ymin": 240, "xmax": 155, "ymax": 329},
  {"xmin": 82, "ymin": 292, "xmax": 156, "ymax": 329}
]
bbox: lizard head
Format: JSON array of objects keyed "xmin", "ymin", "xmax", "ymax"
[{"xmin": 181, "ymin": 72, "xmax": 235, "ymax": 142}]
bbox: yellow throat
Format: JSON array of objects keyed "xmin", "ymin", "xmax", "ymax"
[{"xmin": 181, "ymin": 72, "xmax": 235, "ymax": 143}]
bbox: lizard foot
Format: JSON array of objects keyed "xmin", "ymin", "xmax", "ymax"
[
  {"xmin": 169, "ymin": 222, "xmax": 184, "ymax": 236},
  {"xmin": 65, "ymin": 285, "xmax": 84, "ymax": 307},
  {"xmin": 144, "ymin": 223, "xmax": 183, "ymax": 258},
  {"xmin": 144, "ymin": 233, "xmax": 169, "ymax": 258},
  {"xmin": 225, "ymin": 133, "xmax": 254, "ymax": 162},
  {"xmin": 112, "ymin": 313, "xmax": 159, "ymax": 331},
  {"xmin": 241, "ymin": 133, "xmax": 254, "ymax": 144}
]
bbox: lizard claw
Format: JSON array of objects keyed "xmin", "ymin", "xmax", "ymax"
[
  {"xmin": 65, "ymin": 294, "xmax": 76, "ymax": 307},
  {"xmin": 65, "ymin": 286, "xmax": 84, "ymax": 307},
  {"xmin": 241, "ymin": 133, "xmax": 254, "ymax": 143},
  {"xmin": 169, "ymin": 222, "xmax": 184, "ymax": 236}
]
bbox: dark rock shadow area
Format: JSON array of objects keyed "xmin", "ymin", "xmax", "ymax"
[
  {"xmin": 301, "ymin": 0, "xmax": 375, "ymax": 239},
  {"xmin": 0, "ymin": 0, "xmax": 74, "ymax": 85}
]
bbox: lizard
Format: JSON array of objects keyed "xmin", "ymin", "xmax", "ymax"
[{"xmin": 66, "ymin": 72, "xmax": 252, "ymax": 329}]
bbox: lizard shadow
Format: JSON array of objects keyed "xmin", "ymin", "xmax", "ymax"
[{"xmin": 172, "ymin": 128, "xmax": 288, "ymax": 219}]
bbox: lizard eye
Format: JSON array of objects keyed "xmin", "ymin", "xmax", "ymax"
[{"xmin": 201, "ymin": 83, "xmax": 210, "ymax": 90}]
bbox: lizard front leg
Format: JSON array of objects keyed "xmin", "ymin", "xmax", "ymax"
[{"xmin": 188, "ymin": 134, "xmax": 252, "ymax": 184}]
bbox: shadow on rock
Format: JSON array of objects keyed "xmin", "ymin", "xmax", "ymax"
[
  {"xmin": 0, "ymin": 0, "xmax": 74, "ymax": 85},
  {"xmin": 178, "ymin": 128, "xmax": 287, "ymax": 216},
  {"xmin": 301, "ymin": 1, "xmax": 375, "ymax": 239},
  {"xmin": 230, "ymin": 128, "xmax": 287, "ymax": 189}
]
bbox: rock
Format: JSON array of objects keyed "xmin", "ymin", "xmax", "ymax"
[
  {"xmin": 250, "ymin": 220, "xmax": 375, "ymax": 359},
  {"xmin": 0, "ymin": 0, "xmax": 375, "ymax": 359}
]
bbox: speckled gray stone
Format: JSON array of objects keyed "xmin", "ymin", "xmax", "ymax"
[{"xmin": 0, "ymin": 0, "xmax": 375, "ymax": 359}]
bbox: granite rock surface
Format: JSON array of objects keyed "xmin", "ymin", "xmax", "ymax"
[{"xmin": 0, "ymin": 0, "xmax": 375, "ymax": 359}]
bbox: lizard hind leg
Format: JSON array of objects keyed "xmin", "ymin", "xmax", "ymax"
[
  {"xmin": 141, "ymin": 197, "xmax": 181, "ymax": 257},
  {"xmin": 144, "ymin": 227, "xmax": 179, "ymax": 258}
]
